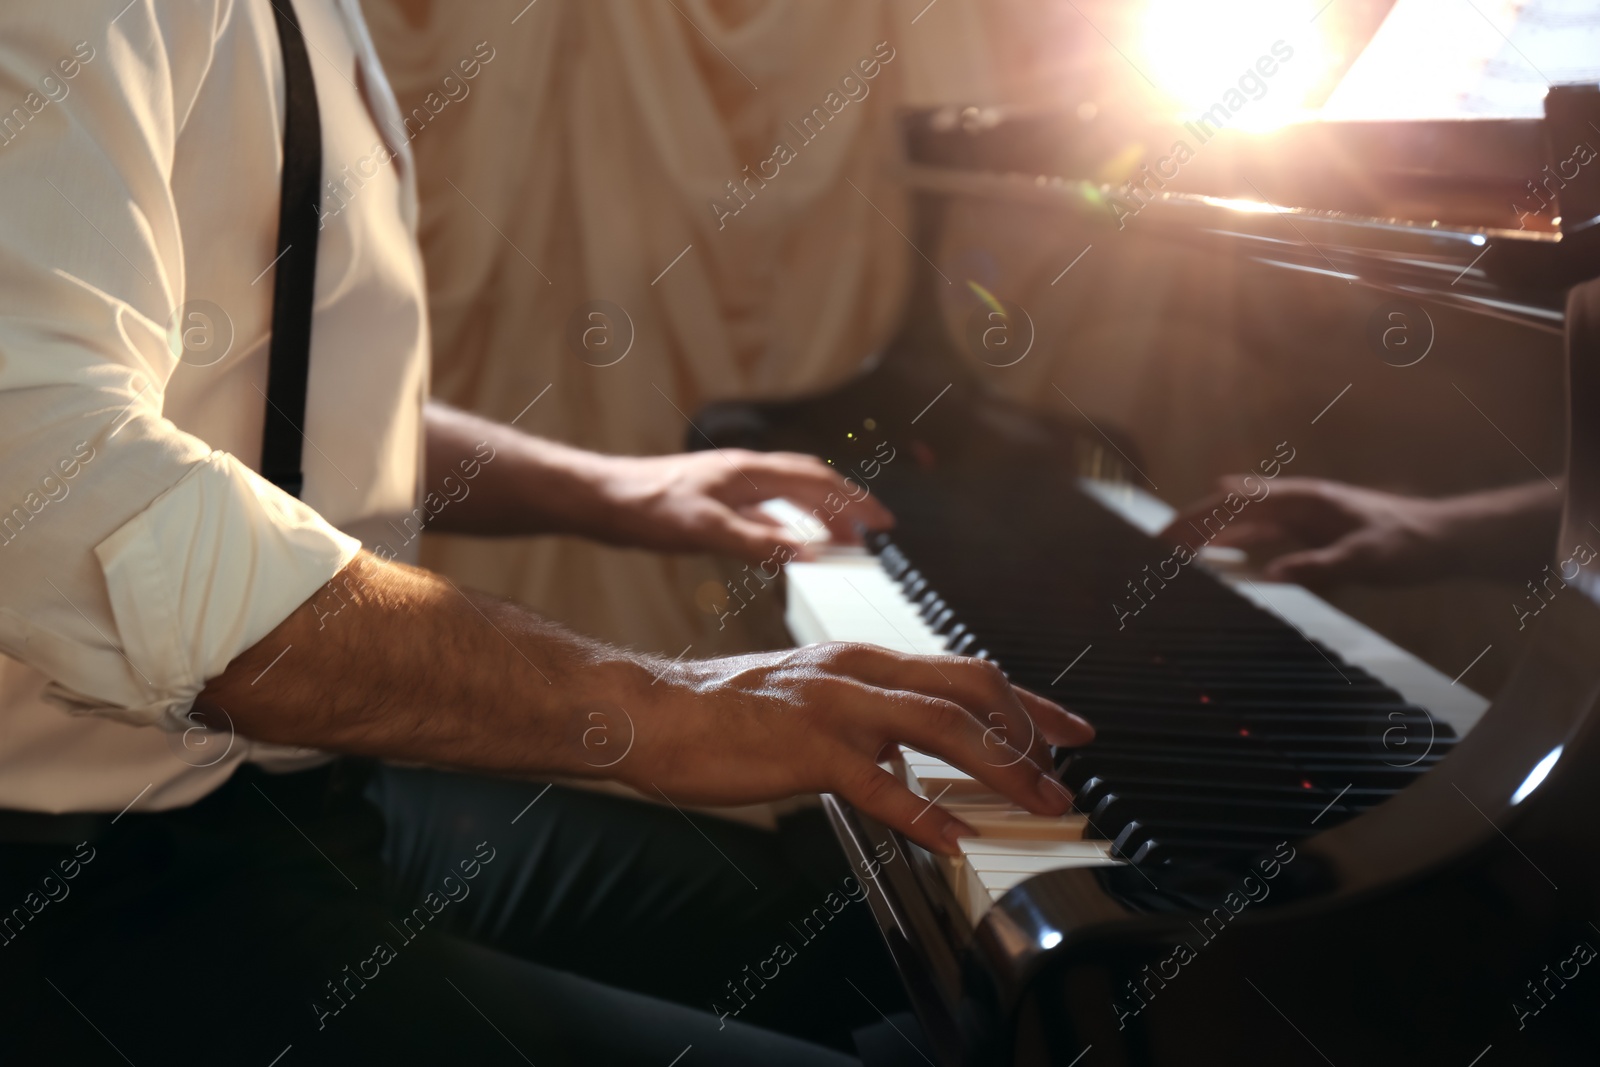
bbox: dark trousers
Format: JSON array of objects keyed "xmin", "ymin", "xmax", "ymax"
[{"xmin": 0, "ymin": 761, "xmax": 920, "ymax": 1065}]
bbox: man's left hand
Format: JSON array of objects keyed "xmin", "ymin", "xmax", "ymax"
[{"xmin": 594, "ymin": 449, "xmax": 893, "ymax": 564}]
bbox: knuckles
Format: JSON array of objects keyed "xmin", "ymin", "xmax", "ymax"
[
  {"xmin": 950, "ymin": 656, "xmax": 1011, "ymax": 700},
  {"xmin": 918, "ymin": 696, "xmax": 976, "ymax": 739},
  {"xmin": 805, "ymin": 641, "xmax": 875, "ymax": 673},
  {"xmin": 974, "ymin": 658, "xmax": 1011, "ymax": 691}
]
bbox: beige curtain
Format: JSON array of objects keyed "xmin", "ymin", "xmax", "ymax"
[{"xmin": 363, "ymin": 0, "xmax": 1000, "ymax": 656}]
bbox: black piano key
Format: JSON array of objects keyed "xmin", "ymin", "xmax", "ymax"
[{"xmin": 1074, "ymin": 776, "xmax": 1115, "ymax": 809}]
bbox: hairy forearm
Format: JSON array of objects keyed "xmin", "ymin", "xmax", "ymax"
[
  {"xmin": 196, "ymin": 551, "xmax": 654, "ymax": 778},
  {"xmin": 422, "ymin": 399, "xmax": 614, "ymax": 537},
  {"xmin": 195, "ymin": 551, "xmax": 1089, "ymax": 855}
]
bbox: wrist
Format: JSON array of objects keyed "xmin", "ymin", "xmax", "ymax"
[
  {"xmin": 577, "ymin": 453, "xmax": 635, "ymax": 545},
  {"xmin": 569, "ymin": 454, "xmax": 668, "ymax": 550},
  {"xmin": 509, "ymin": 436, "xmax": 621, "ymax": 540},
  {"xmin": 558, "ymin": 650, "xmax": 663, "ymax": 783}
]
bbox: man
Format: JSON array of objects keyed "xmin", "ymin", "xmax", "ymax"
[{"xmin": 0, "ymin": 3, "xmax": 1086, "ymax": 1064}]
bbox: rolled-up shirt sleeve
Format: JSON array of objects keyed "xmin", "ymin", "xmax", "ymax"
[{"xmin": 0, "ymin": 6, "xmax": 359, "ymax": 729}]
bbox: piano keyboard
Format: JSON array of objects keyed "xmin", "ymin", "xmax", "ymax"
[
  {"xmin": 771, "ymin": 479, "xmax": 1489, "ymax": 925},
  {"xmin": 895, "ymin": 749, "xmax": 1119, "ymax": 919}
]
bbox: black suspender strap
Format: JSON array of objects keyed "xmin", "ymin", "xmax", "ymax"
[{"xmin": 262, "ymin": 0, "xmax": 322, "ymax": 499}]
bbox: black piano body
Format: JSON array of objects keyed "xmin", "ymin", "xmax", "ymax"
[{"xmin": 693, "ymin": 85, "xmax": 1600, "ymax": 1065}]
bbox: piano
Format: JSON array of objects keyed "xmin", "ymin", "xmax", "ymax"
[{"xmin": 693, "ymin": 67, "xmax": 1600, "ymax": 1067}]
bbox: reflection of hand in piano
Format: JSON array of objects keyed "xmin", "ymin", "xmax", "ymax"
[
  {"xmin": 620, "ymin": 642, "xmax": 1094, "ymax": 855},
  {"xmin": 1160, "ymin": 475, "xmax": 1562, "ymax": 586}
]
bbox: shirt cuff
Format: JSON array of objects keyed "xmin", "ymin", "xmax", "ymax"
[{"xmin": 40, "ymin": 452, "xmax": 360, "ymax": 727}]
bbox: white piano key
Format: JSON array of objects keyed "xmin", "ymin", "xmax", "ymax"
[
  {"xmin": 948, "ymin": 856, "xmax": 993, "ymax": 920},
  {"xmin": 961, "ymin": 840, "xmax": 1113, "ymax": 869},
  {"xmin": 899, "ymin": 756, "xmax": 1089, "ymax": 839},
  {"xmin": 902, "ymin": 753, "xmax": 973, "ymax": 777},
  {"xmin": 756, "ymin": 497, "xmax": 832, "ymax": 546},
  {"xmin": 900, "ymin": 753, "xmax": 986, "ymax": 801},
  {"xmin": 784, "ymin": 555, "xmax": 948, "ymax": 655},
  {"xmin": 957, "ymin": 836, "xmax": 1112, "ymax": 857},
  {"xmin": 952, "ymin": 809, "xmax": 1089, "ymax": 841}
]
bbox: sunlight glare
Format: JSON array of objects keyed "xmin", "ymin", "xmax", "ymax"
[{"xmin": 1137, "ymin": 0, "xmax": 1331, "ymax": 130}]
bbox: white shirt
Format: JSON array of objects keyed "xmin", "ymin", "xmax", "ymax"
[{"xmin": 0, "ymin": 0, "xmax": 428, "ymax": 813}]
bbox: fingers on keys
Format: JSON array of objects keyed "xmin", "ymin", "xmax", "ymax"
[
  {"xmin": 831, "ymin": 644, "xmax": 1090, "ymax": 765},
  {"xmin": 835, "ymin": 760, "xmax": 976, "ymax": 856}
]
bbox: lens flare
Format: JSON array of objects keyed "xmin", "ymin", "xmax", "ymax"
[{"xmin": 1137, "ymin": 0, "xmax": 1332, "ymax": 130}]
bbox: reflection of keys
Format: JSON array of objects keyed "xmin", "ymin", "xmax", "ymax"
[{"xmin": 896, "ymin": 751, "xmax": 1123, "ymax": 925}]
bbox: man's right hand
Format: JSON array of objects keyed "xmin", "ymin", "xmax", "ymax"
[{"xmin": 620, "ymin": 644, "xmax": 1095, "ymax": 855}]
